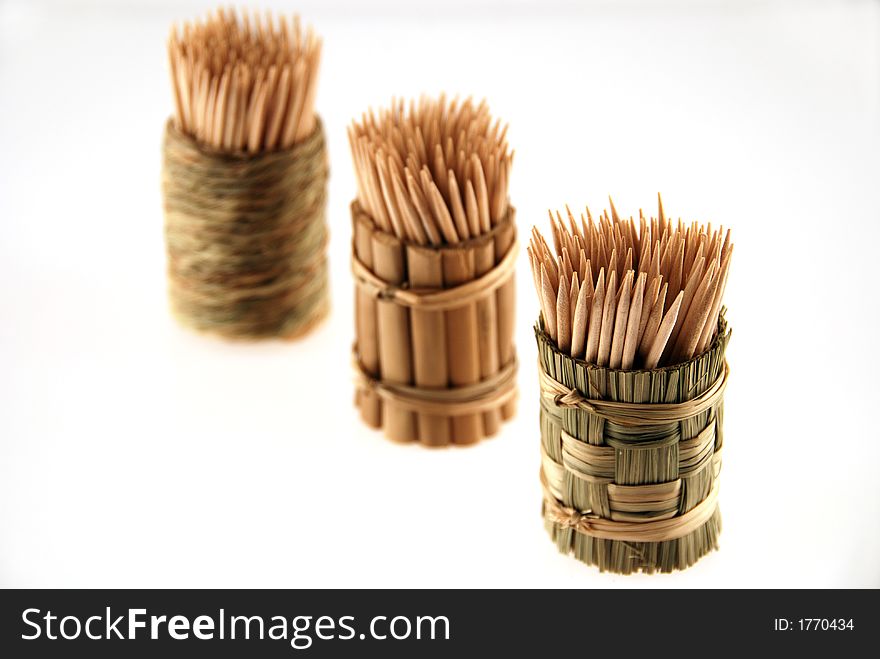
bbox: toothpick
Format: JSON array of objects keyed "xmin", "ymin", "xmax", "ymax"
[
  {"xmin": 645, "ymin": 291, "xmax": 684, "ymax": 369},
  {"xmin": 572, "ymin": 278, "xmax": 591, "ymax": 358},
  {"xmin": 557, "ymin": 274, "xmax": 571, "ymax": 354},
  {"xmin": 168, "ymin": 9, "xmax": 321, "ymax": 152},
  {"xmin": 622, "ymin": 272, "xmax": 646, "ymax": 369},
  {"xmin": 639, "ymin": 282, "xmax": 667, "ymax": 361},
  {"xmin": 609, "ymin": 270, "xmax": 633, "ymax": 368},
  {"xmin": 597, "ymin": 269, "xmax": 618, "ymax": 367},
  {"xmin": 585, "ymin": 268, "xmax": 605, "ymax": 364},
  {"xmin": 348, "ymin": 95, "xmax": 511, "ymax": 243},
  {"xmin": 532, "ymin": 196, "xmax": 731, "ymax": 369},
  {"xmin": 541, "ymin": 265, "xmax": 558, "ymax": 341}
]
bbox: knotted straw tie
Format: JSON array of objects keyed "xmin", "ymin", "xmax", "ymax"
[
  {"xmin": 539, "ymin": 361, "xmax": 729, "ymax": 542},
  {"xmin": 351, "ymin": 236, "xmax": 519, "ymax": 414},
  {"xmin": 539, "ymin": 360, "xmax": 729, "ymax": 427},
  {"xmin": 350, "ymin": 236, "xmax": 519, "ymax": 310}
]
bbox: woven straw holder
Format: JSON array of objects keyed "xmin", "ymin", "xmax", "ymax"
[
  {"xmin": 538, "ymin": 313, "xmax": 731, "ymax": 573},
  {"xmin": 351, "ymin": 201, "xmax": 518, "ymax": 446},
  {"xmin": 161, "ymin": 117, "xmax": 330, "ymax": 340}
]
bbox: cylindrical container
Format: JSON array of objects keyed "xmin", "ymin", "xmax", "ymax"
[
  {"xmin": 536, "ymin": 313, "xmax": 730, "ymax": 573},
  {"xmin": 352, "ymin": 201, "xmax": 518, "ymax": 445},
  {"xmin": 161, "ymin": 9, "xmax": 328, "ymax": 341},
  {"xmin": 162, "ymin": 119, "xmax": 329, "ymax": 340}
]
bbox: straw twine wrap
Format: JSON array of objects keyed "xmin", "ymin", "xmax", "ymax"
[
  {"xmin": 352, "ymin": 201, "xmax": 518, "ymax": 446},
  {"xmin": 162, "ymin": 117, "xmax": 329, "ymax": 340},
  {"xmin": 538, "ymin": 312, "xmax": 730, "ymax": 573}
]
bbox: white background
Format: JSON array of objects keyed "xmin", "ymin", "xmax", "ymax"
[{"xmin": 1, "ymin": 0, "xmax": 878, "ymax": 588}]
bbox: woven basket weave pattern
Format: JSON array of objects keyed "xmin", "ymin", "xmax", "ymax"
[{"xmin": 538, "ymin": 314, "xmax": 730, "ymax": 573}]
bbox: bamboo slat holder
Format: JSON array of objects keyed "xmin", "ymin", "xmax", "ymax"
[
  {"xmin": 352, "ymin": 201, "xmax": 518, "ymax": 445},
  {"xmin": 537, "ymin": 312, "xmax": 731, "ymax": 573},
  {"xmin": 162, "ymin": 118, "xmax": 330, "ymax": 340}
]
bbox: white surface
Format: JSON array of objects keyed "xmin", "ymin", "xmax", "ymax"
[{"xmin": 1, "ymin": 0, "xmax": 878, "ymax": 588}]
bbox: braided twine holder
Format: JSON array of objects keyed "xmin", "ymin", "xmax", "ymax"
[
  {"xmin": 538, "ymin": 312, "xmax": 730, "ymax": 573},
  {"xmin": 351, "ymin": 201, "xmax": 518, "ymax": 446},
  {"xmin": 162, "ymin": 117, "xmax": 329, "ymax": 340}
]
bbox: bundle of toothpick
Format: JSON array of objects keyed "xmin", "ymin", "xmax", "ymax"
[
  {"xmin": 349, "ymin": 95, "xmax": 518, "ymax": 445},
  {"xmin": 162, "ymin": 8, "xmax": 329, "ymax": 340},
  {"xmin": 531, "ymin": 196, "xmax": 732, "ymax": 573}
]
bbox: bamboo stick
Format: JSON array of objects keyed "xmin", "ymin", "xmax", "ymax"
[
  {"xmin": 354, "ymin": 212, "xmax": 381, "ymax": 428},
  {"xmin": 443, "ymin": 250, "xmax": 483, "ymax": 444},
  {"xmin": 407, "ymin": 245, "xmax": 451, "ymax": 445},
  {"xmin": 474, "ymin": 239, "xmax": 502, "ymax": 437},
  {"xmin": 494, "ymin": 219, "xmax": 518, "ymax": 421},
  {"xmin": 372, "ymin": 232, "xmax": 417, "ymax": 442}
]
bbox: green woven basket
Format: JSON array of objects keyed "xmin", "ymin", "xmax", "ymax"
[{"xmin": 537, "ymin": 312, "xmax": 730, "ymax": 574}]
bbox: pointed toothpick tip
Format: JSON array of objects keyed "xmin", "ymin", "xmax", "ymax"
[{"xmin": 608, "ymin": 195, "xmax": 620, "ymax": 222}]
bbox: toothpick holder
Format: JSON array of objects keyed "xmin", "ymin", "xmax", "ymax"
[
  {"xmin": 161, "ymin": 117, "xmax": 330, "ymax": 340},
  {"xmin": 537, "ymin": 312, "xmax": 730, "ymax": 573},
  {"xmin": 351, "ymin": 201, "xmax": 518, "ymax": 445}
]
